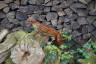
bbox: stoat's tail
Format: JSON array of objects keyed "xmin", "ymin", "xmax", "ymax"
[{"xmin": 56, "ymin": 34, "xmax": 63, "ymax": 46}]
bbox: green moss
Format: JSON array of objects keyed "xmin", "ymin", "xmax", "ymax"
[
  {"xmin": 78, "ymin": 54, "xmax": 96, "ymax": 64},
  {"xmin": 5, "ymin": 58, "xmax": 14, "ymax": 64}
]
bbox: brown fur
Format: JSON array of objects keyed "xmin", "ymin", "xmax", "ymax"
[{"xmin": 26, "ymin": 17, "xmax": 63, "ymax": 46}]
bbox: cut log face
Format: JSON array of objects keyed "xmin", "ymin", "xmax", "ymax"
[{"xmin": 11, "ymin": 40, "xmax": 45, "ymax": 64}]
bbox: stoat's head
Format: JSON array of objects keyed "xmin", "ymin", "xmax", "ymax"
[{"xmin": 26, "ymin": 17, "xmax": 37, "ymax": 24}]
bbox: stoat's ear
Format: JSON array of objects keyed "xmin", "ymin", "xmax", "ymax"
[
  {"xmin": 26, "ymin": 17, "xmax": 33, "ymax": 24},
  {"xmin": 28, "ymin": 16, "xmax": 37, "ymax": 22}
]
